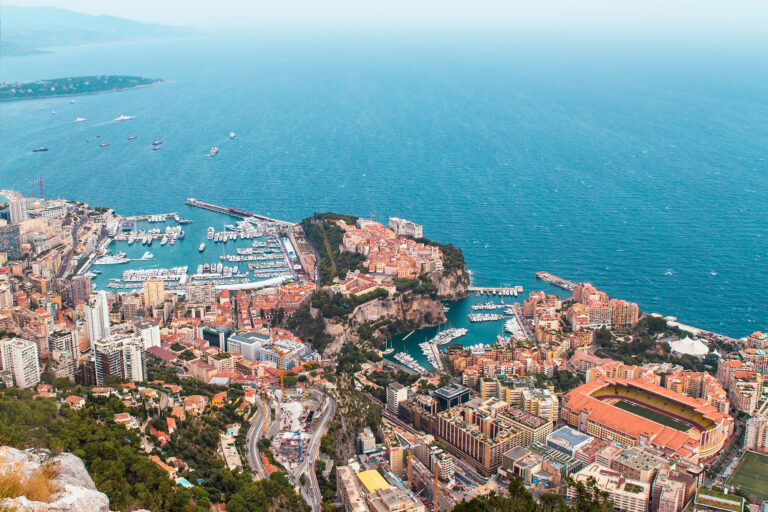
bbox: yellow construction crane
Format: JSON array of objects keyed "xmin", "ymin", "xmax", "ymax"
[
  {"xmin": 407, "ymin": 450, "xmax": 413, "ymax": 490},
  {"xmin": 273, "ymin": 347, "xmax": 305, "ymax": 401}
]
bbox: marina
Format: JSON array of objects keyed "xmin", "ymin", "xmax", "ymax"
[
  {"xmin": 468, "ymin": 313, "xmax": 507, "ymax": 322},
  {"xmin": 468, "ymin": 285, "xmax": 523, "ymax": 296}
]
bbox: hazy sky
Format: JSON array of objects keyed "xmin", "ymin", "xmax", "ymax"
[{"xmin": 6, "ymin": 0, "xmax": 768, "ymax": 32}]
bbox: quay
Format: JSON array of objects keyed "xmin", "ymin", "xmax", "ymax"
[
  {"xmin": 428, "ymin": 343, "xmax": 444, "ymax": 372},
  {"xmin": 185, "ymin": 197, "xmax": 291, "ymax": 225},
  {"xmin": 535, "ymin": 271, "xmax": 576, "ymax": 291},
  {"xmin": 467, "ymin": 285, "xmax": 523, "ymax": 296},
  {"xmin": 122, "ymin": 212, "xmax": 180, "ymax": 223}
]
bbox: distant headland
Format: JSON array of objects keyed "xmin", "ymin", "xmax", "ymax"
[{"xmin": 0, "ymin": 76, "xmax": 162, "ymax": 101}]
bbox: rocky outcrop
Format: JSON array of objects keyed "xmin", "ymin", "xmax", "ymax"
[
  {"xmin": 322, "ymin": 294, "xmax": 446, "ymax": 357},
  {"xmin": 0, "ymin": 447, "xmax": 110, "ymax": 512},
  {"xmin": 432, "ymin": 268, "xmax": 470, "ymax": 301}
]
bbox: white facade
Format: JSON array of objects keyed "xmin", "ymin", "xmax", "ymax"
[
  {"xmin": 134, "ymin": 321, "xmax": 161, "ymax": 350},
  {"xmin": 0, "ymin": 337, "xmax": 40, "ymax": 388},
  {"xmin": 744, "ymin": 414, "xmax": 768, "ymax": 452},
  {"xmin": 9, "ymin": 199, "xmax": 28, "ymax": 224},
  {"xmin": 86, "ymin": 291, "xmax": 111, "ymax": 350},
  {"xmin": 387, "ymin": 382, "xmax": 408, "ymax": 415}
]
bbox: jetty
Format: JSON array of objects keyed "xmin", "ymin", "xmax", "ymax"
[
  {"xmin": 428, "ymin": 343, "xmax": 444, "ymax": 371},
  {"xmin": 467, "ymin": 285, "xmax": 523, "ymax": 296},
  {"xmin": 535, "ymin": 272, "xmax": 576, "ymax": 291},
  {"xmin": 185, "ymin": 197, "xmax": 292, "ymax": 225}
]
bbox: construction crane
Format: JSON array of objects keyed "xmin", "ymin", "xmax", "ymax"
[
  {"xmin": 292, "ymin": 430, "xmax": 303, "ymax": 461},
  {"xmin": 274, "ymin": 348, "xmax": 304, "ymax": 401},
  {"xmin": 369, "ymin": 212, "xmax": 376, "ymax": 221},
  {"xmin": 407, "ymin": 450, "xmax": 413, "ymax": 490},
  {"xmin": 31, "ymin": 177, "xmax": 43, "ymax": 199}
]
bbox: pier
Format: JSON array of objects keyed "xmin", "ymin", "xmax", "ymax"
[
  {"xmin": 185, "ymin": 197, "xmax": 292, "ymax": 225},
  {"xmin": 467, "ymin": 285, "xmax": 523, "ymax": 296},
  {"xmin": 428, "ymin": 343, "xmax": 444, "ymax": 371},
  {"xmin": 535, "ymin": 272, "xmax": 576, "ymax": 291}
]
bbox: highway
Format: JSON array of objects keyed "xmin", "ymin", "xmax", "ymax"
[
  {"xmin": 245, "ymin": 394, "xmax": 269, "ymax": 480},
  {"xmin": 294, "ymin": 390, "xmax": 335, "ymax": 512}
]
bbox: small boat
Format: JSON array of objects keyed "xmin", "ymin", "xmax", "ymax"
[
  {"xmin": 152, "ymin": 147, "xmax": 162, "ymax": 151},
  {"xmin": 228, "ymin": 131, "xmax": 236, "ymax": 138},
  {"xmin": 199, "ymin": 243, "xmax": 205, "ymax": 252},
  {"xmin": 152, "ymin": 140, "xmax": 163, "ymax": 146},
  {"xmin": 160, "ymin": 236, "xmax": 168, "ymax": 246},
  {"xmin": 209, "ymin": 146, "xmax": 219, "ymax": 156},
  {"xmin": 99, "ymin": 143, "xmax": 110, "ymax": 147},
  {"xmin": 114, "ymin": 115, "xmax": 135, "ymax": 121},
  {"xmin": 32, "ymin": 147, "xmax": 48, "ymax": 152},
  {"xmin": 127, "ymin": 135, "xmax": 137, "ymax": 140},
  {"xmin": 74, "ymin": 117, "xmax": 86, "ymax": 122}
]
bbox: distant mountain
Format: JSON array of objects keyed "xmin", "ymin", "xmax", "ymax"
[{"xmin": 0, "ymin": 5, "xmax": 195, "ymax": 56}]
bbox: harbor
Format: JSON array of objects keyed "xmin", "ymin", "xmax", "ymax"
[{"xmin": 82, "ymin": 199, "xmax": 315, "ymax": 293}]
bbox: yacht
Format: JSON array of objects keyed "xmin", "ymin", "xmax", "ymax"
[
  {"xmin": 74, "ymin": 117, "xmax": 86, "ymax": 122},
  {"xmin": 127, "ymin": 135, "xmax": 137, "ymax": 140},
  {"xmin": 209, "ymin": 146, "xmax": 219, "ymax": 156},
  {"xmin": 160, "ymin": 236, "xmax": 168, "ymax": 246},
  {"xmin": 152, "ymin": 140, "xmax": 163, "ymax": 146},
  {"xmin": 228, "ymin": 131, "xmax": 236, "ymax": 138},
  {"xmin": 199, "ymin": 243, "xmax": 206, "ymax": 252},
  {"xmin": 114, "ymin": 115, "xmax": 135, "ymax": 121},
  {"xmin": 32, "ymin": 147, "xmax": 49, "ymax": 152},
  {"xmin": 207, "ymin": 227, "xmax": 214, "ymax": 240}
]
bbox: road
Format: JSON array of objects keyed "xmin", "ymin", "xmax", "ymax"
[
  {"xmin": 294, "ymin": 390, "xmax": 335, "ymax": 512},
  {"xmin": 245, "ymin": 394, "xmax": 269, "ymax": 480}
]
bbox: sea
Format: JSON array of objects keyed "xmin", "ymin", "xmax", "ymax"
[{"xmin": 1, "ymin": 31, "xmax": 766, "ymax": 368}]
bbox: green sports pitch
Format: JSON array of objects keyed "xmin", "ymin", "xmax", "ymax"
[
  {"xmin": 727, "ymin": 451, "xmax": 768, "ymax": 499},
  {"xmin": 612, "ymin": 400, "xmax": 692, "ymax": 431}
]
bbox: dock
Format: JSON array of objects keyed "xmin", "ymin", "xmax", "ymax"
[
  {"xmin": 467, "ymin": 285, "xmax": 523, "ymax": 296},
  {"xmin": 428, "ymin": 343, "xmax": 445, "ymax": 372},
  {"xmin": 185, "ymin": 197, "xmax": 292, "ymax": 225},
  {"xmin": 535, "ymin": 272, "xmax": 576, "ymax": 291}
]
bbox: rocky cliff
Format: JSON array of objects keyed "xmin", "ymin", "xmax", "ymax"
[
  {"xmin": 0, "ymin": 446, "xmax": 115, "ymax": 512},
  {"xmin": 432, "ymin": 267, "xmax": 471, "ymax": 301},
  {"xmin": 322, "ymin": 295, "xmax": 446, "ymax": 357}
]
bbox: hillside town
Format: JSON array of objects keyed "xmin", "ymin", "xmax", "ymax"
[{"xmin": 0, "ymin": 190, "xmax": 766, "ymax": 512}]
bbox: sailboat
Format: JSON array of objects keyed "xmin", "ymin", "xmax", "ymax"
[{"xmin": 382, "ymin": 339, "xmax": 395, "ymax": 355}]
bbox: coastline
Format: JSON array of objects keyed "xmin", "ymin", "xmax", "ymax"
[{"xmin": 0, "ymin": 80, "xmax": 164, "ymax": 102}]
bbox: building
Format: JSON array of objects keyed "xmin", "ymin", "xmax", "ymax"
[
  {"xmin": 569, "ymin": 464, "xmax": 651, "ymax": 512},
  {"xmin": 85, "ymin": 291, "xmax": 111, "ymax": 349},
  {"xmin": 653, "ymin": 469, "xmax": 687, "ymax": 512},
  {"xmin": 610, "ymin": 299, "xmax": 640, "ymax": 328},
  {"xmin": 0, "ymin": 224, "xmax": 22, "ymax": 258},
  {"xmin": 609, "ymin": 446, "xmax": 669, "ymax": 483},
  {"xmin": 134, "ymin": 320, "xmax": 161, "ymax": 350},
  {"xmin": 336, "ymin": 465, "xmax": 367, "ymax": 512},
  {"xmin": 366, "ymin": 485, "xmax": 425, "ymax": 512},
  {"xmin": 227, "ymin": 329, "xmax": 317, "ymax": 369},
  {"xmin": 185, "ymin": 281, "xmax": 216, "ymax": 303},
  {"xmin": 434, "ymin": 401, "xmax": 524, "ymax": 475},
  {"xmin": 693, "ymin": 488, "xmax": 745, "ymax": 512},
  {"xmin": 9, "ymin": 199, "xmax": 28, "ymax": 224},
  {"xmin": 744, "ymin": 414, "xmax": 768, "ymax": 452},
  {"xmin": 143, "ymin": 278, "xmax": 165, "ymax": 307},
  {"xmin": 547, "ymin": 426, "xmax": 594, "ymax": 459},
  {"xmin": 387, "ymin": 382, "xmax": 409, "ymax": 415},
  {"xmin": 522, "ymin": 387, "xmax": 559, "ymax": 422},
  {"xmin": 48, "ymin": 331, "xmax": 78, "ymax": 381},
  {"xmin": 0, "ymin": 337, "xmax": 41, "ymax": 388},
  {"xmin": 434, "ymin": 383, "xmax": 470, "ymax": 411},
  {"xmin": 503, "ymin": 407, "xmax": 554, "ymax": 447},
  {"xmin": 668, "ymin": 337, "xmax": 709, "ymax": 359},
  {"xmin": 356, "ymin": 427, "xmax": 376, "ymax": 454},
  {"xmin": 388, "ymin": 217, "xmax": 423, "ymax": 239},
  {"xmin": 93, "ymin": 334, "xmax": 146, "ymax": 385},
  {"xmin": 69, "ymin": 276, "xmax": 93, "ymax": 304}
]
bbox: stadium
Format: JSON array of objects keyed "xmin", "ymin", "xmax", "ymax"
[{"xmin": 561, "ymin": 377, "xmax": 733, "ymax": 463}]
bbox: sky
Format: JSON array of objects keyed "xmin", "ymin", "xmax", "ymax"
[{"xmin": 6, "ymin": 0, "xmax": 768, "ymax": 33}]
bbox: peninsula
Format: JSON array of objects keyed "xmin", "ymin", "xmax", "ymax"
[{"xmin": 0, "ymin": 75, "xmax": 162, "ymax": 101}]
